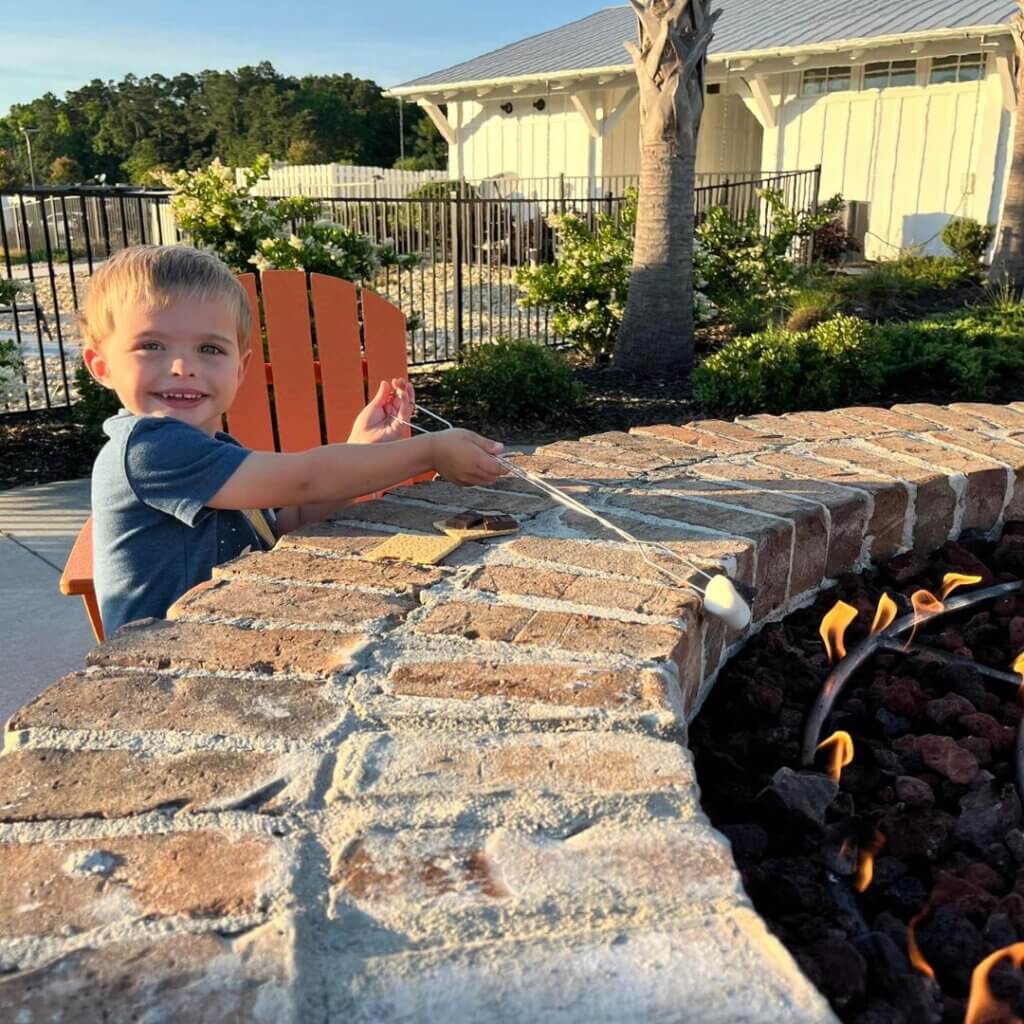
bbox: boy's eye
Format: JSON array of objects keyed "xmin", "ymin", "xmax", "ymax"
[
  {"xmin": 139, "ymin": 342, "xmax": 161, "ymax": 351},
  {"xmin": 201, "ymin": 344, "xmax": 225, "ymax": 355}
]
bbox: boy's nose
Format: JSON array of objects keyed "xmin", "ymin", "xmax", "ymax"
[{"xmin": 169, "ymin": 358, "xmax": 196, "ymax": 376}]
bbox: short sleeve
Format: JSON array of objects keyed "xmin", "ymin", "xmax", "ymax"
[{"xmin": 124, "ymin": 417, "xmax": 251, "ymax": 526}]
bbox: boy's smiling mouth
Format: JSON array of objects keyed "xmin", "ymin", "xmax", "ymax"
[{"xmin": 155, "ymin": 390, "xmax": 209, "ymax": 407}]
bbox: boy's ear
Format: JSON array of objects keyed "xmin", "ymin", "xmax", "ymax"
[
  {"xmin": 82, "ymin": 346, "xmax": 115, "ymax": 390},
  {"xmin": 237, "ymin": 348, "xmax": 252, "ymax": 384}
]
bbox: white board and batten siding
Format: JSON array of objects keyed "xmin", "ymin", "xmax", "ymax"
[
  {"xmin": 759, "ymin": 58, "xmax": 1011, "ymax": 259},
  {"xmin": 451, "ymin": 88, "xmax": 764, "ymax": 191}
]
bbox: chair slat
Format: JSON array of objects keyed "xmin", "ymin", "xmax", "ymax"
[
  {"xmin": 226, "ymin": 274, "xmax": 276, "ymax": 451},
  {"xmin": 310, "ymin": 274, "xmax": 367, "ymax": 444},
  {"xmin": 261, "ymin": 270, "xmax": 322, "ymax": 452},
  {"xmin": 362, "ymin": 287, "xmax": 410, "ymax": 441}
]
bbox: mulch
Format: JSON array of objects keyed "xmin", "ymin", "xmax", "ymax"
[{"xmin": 0, "ymin": 407, "xmax": 100, "ymax": 491}]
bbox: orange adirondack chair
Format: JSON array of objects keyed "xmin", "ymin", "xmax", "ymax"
[{"xmin": 60, "ymin": 269, "xmax": 415, "ymax": 643}]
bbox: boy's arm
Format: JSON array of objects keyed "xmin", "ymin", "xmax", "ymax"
[
  {"xmin": 275, "ymin": 500, "xmax": 357, "ymax": 535},
  {"xmin": 207, "ymin": 430, "xmax": 504, "ymax": 514}
]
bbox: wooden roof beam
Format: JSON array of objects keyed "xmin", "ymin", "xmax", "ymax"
[
  {"xmin": 570, "ymin": 93, "xmax": 601, "ymax": 139},
  {"xmin": 417, "ymin": 100, "xmax": 457, "ymax": 146},
  {"xmin": 742, "ymin": 75, "xmax": 777, "ymax": 129}
]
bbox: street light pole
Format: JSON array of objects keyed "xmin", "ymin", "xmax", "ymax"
[{"xmin": 20, "ymin": 128, "xmax": 39, "ymax": 190}]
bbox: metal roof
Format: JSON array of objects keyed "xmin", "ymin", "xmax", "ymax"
[{"xmin": 396, "ymin": 1, "xmax": 1015, "ymax": 90}]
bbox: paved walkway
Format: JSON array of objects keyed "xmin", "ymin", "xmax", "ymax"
[{"xmin": 0, "ymin": 478, "xmax": 94, "ymax": 725}]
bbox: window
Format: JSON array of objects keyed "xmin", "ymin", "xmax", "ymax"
[
  {"xmin": 864, "ymin": 59, "xmax": 918, "ymax": 89},
  {"xmin": 801, "ymin": 66, "xmax": 853, "ymax": 96},
  {"xmin": 930, "ymin": 53, "xmax": 986, "ymax": 84}
]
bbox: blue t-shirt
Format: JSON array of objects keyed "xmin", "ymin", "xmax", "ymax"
[{"xmin": 92, "ymin": 410, "xmax": 278, "ymax": 635}]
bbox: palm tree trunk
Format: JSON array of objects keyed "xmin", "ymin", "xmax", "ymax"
[
  {"xmin": 992, "ymin": 5, "xmax": 1024, "ymax": 288},
  {"xmin": 614, "ymin": 0, "xmax": 718, "ymax": 377}
]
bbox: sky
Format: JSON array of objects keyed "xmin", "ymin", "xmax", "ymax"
[{"xmin": 0, "ymin": 0, "xmax": 607, "ymax": 113}]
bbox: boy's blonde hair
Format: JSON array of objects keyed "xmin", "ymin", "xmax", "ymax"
[{"xmin": 80, "ymin": 245, "xmax": 252, "ymax": 353}]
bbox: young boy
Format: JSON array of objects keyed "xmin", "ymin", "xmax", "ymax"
[{"xmin": 81, "ymin": 245, "xmax": 506, "ymax": 635}]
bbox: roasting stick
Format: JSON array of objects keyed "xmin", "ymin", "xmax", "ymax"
[{"xmin": 389, "ymin": 401, "xmax": 752, "ymax": 629}]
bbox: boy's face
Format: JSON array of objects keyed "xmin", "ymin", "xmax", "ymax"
[{"xmin": 84, "ymin": 294, "xmax": 251, "ymax": 437}]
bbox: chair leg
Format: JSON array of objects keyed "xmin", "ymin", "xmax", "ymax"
[{"xmin": 82, "ymin": 592, "xmax": 105, "ymax": 644}]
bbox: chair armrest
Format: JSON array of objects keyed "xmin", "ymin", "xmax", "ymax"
[{"xmin": 60, "ymin": 516, "xmax": 94, "ymax": 597}]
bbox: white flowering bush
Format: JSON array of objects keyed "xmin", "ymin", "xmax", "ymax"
[
  {"xmin": 514, "ymin": 191, "xmax": 637, "ymax": 363},
  {"xmin": 162, "ymin": 156, "xmax": 417, "ymax": 280}
]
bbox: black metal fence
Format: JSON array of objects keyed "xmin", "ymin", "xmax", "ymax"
[{"xmin": 0, "ymin": 166, "xmax": 822, "ymax": 416}]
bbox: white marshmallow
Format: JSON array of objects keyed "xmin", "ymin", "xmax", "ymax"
[{"xmin": 703, "ymin": 575, "xmax": 752, "ymax": 631}]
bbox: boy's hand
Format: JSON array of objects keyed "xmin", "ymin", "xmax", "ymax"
[
  {"xmin": 347, "ymin": 378, "xmax": 416, "ymax": 445},
  {"xmin": 431, "ymin": 429, "xmax": 507, "ymax": 486}
]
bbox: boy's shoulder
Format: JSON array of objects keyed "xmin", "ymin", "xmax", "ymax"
[{"xmin": 100, "ymin": 410, "xmax": 239, "ymax": 448}]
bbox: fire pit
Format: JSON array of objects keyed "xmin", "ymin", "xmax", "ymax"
[{"xmin": 692, "ymin": 528, "xmax": 1024, "ymax": 1023}]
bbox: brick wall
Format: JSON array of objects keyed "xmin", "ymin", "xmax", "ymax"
[{"xmin": 4, "ymin": 402, "xmax": 1024, "ymax": 1020}]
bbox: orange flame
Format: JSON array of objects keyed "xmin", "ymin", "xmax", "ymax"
[
  {"xmin": 817, "ymin": 731, "xmax": 854, "ymax": 783},
  {"xmin": 854, "ymin": 831, "xmax": 886, "ymax": 893},
  {"xmin": 820, "ymin": 601, "xmax": 859, "ymax": 664},
  {"xmin": 1014, "ymin": 651, "xmax": 1024, "ymax": 680},
  {"xmin": 965, "ymin": 943, "xmax": 1024, "ymax": 1024},
  {"xmin": 906, "ymin": 590, "xmax": 944, "ymax": 647},
  {"xmin": 870, "ymin": 593, "xmax": 898, "ymax": 636},
  {"xmin": 941, "ymin": 572, "xmax": 983, "ymax": 600},
  {"xmin": 907, "ymin": 910, "xmax": 936, "ymax": 981}
]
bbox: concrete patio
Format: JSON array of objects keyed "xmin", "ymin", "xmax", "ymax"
[{"xmin": 0, "ymin": 478, "xmax": 94, "ymax": 724}]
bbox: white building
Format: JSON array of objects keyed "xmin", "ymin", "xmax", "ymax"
[{"xmin": 389, "ymin": 1, "xmax": 1017, "ymax": 258}]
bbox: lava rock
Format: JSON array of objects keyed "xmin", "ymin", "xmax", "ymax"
[
  {"xmin": 881, "ymin": 809, "xmax": 956, "ymax": 862},
  {"xmin": 925, "ymin": 693, "xmax": 976, "ymax": 728},
  {"xmin": 929, "ymin": 871, "xmax": 998, "ymax": 919},
  {"xmin": 957, "ymin": 783, "xmax": 1022, "ymax": 851},
  {"xmin": 1005, "ymin": 829, "xmax": 1024, "ymax": 865},
  {"xmin": 917, "ymin": 734, "xmax": 980, "ymax": 784},
  {"xmin": 994, "ymin": 534, "xmax": 1024, "ymax": 576},
  {"xmin": 882, "ymin": 677, "xmax": 929, "ymax": 719},
  {"xmin": 1010, "ymin": 616, "xmax": 1024, "ymax": 652},
  {"xmin": 882, "ymin": 874, "xmax": 930, "ymax": 915},
  {"xmin": 756, "ymin": 767, "xmax": 839, "ymax": 829},
  {"xmin": 875, "ymin": 709, "xmax": 912, "ymax": 739},
  {"xmin": 809, "ymin": 935, "xmax": 868, "ymax": 1008},
  {"xmin": 896, "ymin": 775, "xmax": 935, "ymax": 808},
  {"xmin": 719, "ymin": 823, "xmax": 769, "ymax": 863},
  {"xmin": 918, "ymin": 904, "xmax": 987, "ymax": 991},
  {"xmin": 960, "ymin": 712, "xmax": 1016, "ymax": 754},
  {"xmin": 959, "ymin": 736, "xmax": 993, "ymax": 767},
  {"xmin": 938, "ymin": 629, "xmax": 966, "ymax": 652},
  {"xmin": 984, "ymin": 911, "xmax": 1019, "ymax": 950}
]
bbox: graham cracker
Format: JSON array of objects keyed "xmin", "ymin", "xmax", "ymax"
[
  {"xmin": 364, "ymin": 532, "xmax": 464, "ymax": 566},
  {"xmin": 433, "ymin": 519, "xmax": 520, "ymax": 541}
]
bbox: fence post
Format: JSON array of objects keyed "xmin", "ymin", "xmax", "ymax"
[
  {"xmin": 559, "ymin": 173, "xmax": 566, "ymax": 215},
  {"xmin": 806, "ymin": 164, "xmax": 823, "ymax": 266},
  {"xmin": 450, "ymin": 188, "xmax": 464, "ymax": 361}
]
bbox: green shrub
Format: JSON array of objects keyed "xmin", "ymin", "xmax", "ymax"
[
  {"xmin": 695, "ymin": 189, "xmax": 844, "ymax": 332},
  {"xmin": 693, "ymin": 306, "xmax": 1024, "ymax": 415},
  {"xmin": 941, "ymin": 217, "xmax": 995, "ymax": 269},
  {"xmin": 838, "ymin": 254, "xmax": 975, "ymax": 319},
  {"xmin": 874, "ymin": 307, "xmax": 1024, "ymax": 400},
  {"xmin": 72, "ymin": 363, "xmax": 120, "ymax": 444},
  {"xmin": 440, "ymin": 338, "xmax": 583, "ymax": 423},
  {"xmin": 514, "ymin": 191, "xmax": 636, "ymax": 363},
  {"xmin": 693, "ymin": 315, "xmax": 881, "ymax": 415}
]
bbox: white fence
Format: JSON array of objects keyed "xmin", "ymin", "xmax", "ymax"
[{"xmin": 239, "ymin": 163, "xmax": 448, "ymax": 198}]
